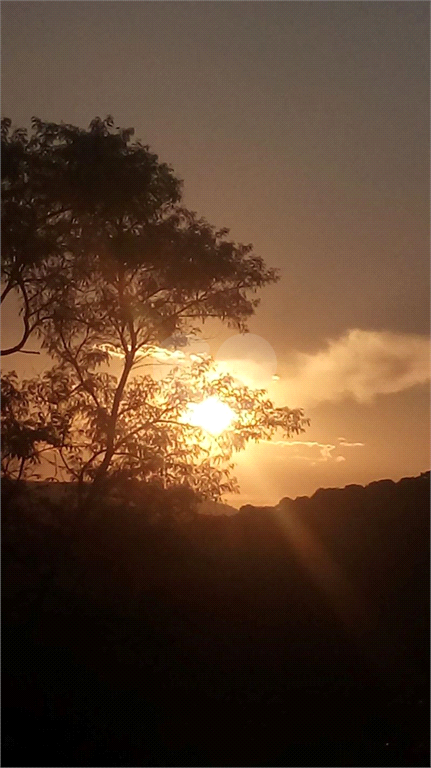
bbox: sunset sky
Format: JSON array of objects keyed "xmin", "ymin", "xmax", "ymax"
[{"xmin": 2, "ymin": 1, "xmax": 429, "ymax": 505}]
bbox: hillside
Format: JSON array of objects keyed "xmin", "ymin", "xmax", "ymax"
[{"xmin": 2, "ymin": 472, "xmax": 429, "ymax": 766}]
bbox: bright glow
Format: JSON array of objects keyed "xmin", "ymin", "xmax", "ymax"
[{"xmin": 186, "ymin": 397, "xmax": 235, "ymax": 436}]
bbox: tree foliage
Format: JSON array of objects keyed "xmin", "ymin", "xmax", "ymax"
[
  {"xmin": 1, "ymin": 372, "xmax": 68, "ymax": 480},
  {"xmin": 1, "ymin": 115, "xmax": 308, "ymax": 502},
  {"xmin": 2, "ymin": 115, "xmax": 278, "ymax": 354},
  {"xmin": 2, "ymin": 358, "xmax": 308, "ymax": 502}
]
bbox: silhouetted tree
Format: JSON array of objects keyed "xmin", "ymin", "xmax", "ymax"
[{"xmin": 1, "ymin": 115, "xmax": 308, "ymax": 499}]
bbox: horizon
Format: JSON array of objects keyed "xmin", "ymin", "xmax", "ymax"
[{"xmin": 19, "ymin": 468, "xmax": 431, "ymax": 512}]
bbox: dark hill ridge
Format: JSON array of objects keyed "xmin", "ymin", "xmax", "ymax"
[
  {"xmin": 241, "ymin": 470, "xmax": 430, "ymax": 512},
  {"xmin": 2, "ymin": 471, "xmax": 429, "ymax": 767},
  {"xmin": 18, "ymin": 471, "xmax": 430, "ymax": 521},
  {"xmin": 232, "ymin": 472, "xmax": 430, "ymax": 655},
  {"xmin": 238, "ymin": 473, "xmax": 430, "ymax": 586}
]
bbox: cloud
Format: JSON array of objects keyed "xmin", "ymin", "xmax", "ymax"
[
  {"xmin": 97, "ymin": 342, "xmax": 188, "ymax": 363},
  {"xmin": 260, "ymin": 437, "xmax": 364, "ymax": 464},
  {"xmin": 97, "ymin": 329, "xmax": 429, "ymax": 409},
  {"xmin": 282, "ymin": 329, "xmax": 430, "ymax": 406},
  {"xmin": 262, "ymin": 439, "xmax": 337, "ymax": 462},
  {"xmin": 338, "ymin": 440, "xmax": 364, "ymax": 447}
]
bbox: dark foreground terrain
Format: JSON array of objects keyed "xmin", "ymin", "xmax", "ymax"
[{"xmin": 2, "ymin": 473, "xmax": 430, "ymax": 766}]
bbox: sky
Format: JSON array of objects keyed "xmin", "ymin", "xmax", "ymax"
[{"xmin": 2, "ymin": 1, "xmax": 429, "ymax": 506}]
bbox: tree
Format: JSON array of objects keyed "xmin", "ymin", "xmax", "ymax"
[{"xmin": 1, "ymin": 115, "xmax": 309, "ymax": 500}]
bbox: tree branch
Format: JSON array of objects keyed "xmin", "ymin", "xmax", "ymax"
[{"xmin": 1, "ymin": 280, "xmax": 38, "ymax": 355}]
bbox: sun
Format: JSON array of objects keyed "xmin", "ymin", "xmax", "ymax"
[{"xmin": 186, "ymin": 397, "xmax": 235, "ymax": 436}]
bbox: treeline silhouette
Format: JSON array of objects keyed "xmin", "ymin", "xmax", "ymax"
[{"xmin": 2, "ymin": 472, "xmax": 429, "ymax": 767}]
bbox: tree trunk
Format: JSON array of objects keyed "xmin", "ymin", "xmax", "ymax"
[{"xmin": 83, "ymin": 351, "xmax": 135, "ymax": 510}]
